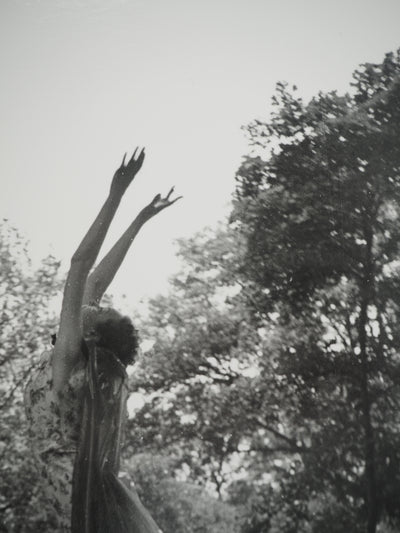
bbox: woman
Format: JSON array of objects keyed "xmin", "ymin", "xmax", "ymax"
[{"xmin": 24, "ymin": 148, "xmax": 180, "ymax": 532}]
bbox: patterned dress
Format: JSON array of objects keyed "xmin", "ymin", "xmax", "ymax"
[{"xmin": 24, "ymin": 350, "xmax": 86, "ymax": 532}]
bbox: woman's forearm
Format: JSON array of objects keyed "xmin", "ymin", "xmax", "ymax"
[
  {"xmin": 83, "ymin": 211, "xmax": 147, "ymax": 305},
  {"xmin": 71, "ymin": 193, "xmax": 121, "ymax": 268},
  {"xmin": 71, "ymin": 148, "xmax": 145, "ymax": 269},
  {"xmin": 83, "ymin": 189, "xmax": 181, "ymax": 305}
]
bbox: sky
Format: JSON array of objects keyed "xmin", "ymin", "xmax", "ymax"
[{"xmin": 1, "ymin": 0, "xmax": 400, "ymax": 311}]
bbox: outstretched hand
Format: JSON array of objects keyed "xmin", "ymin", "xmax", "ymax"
[
  {"xmin": 110, "ymin": 147, "xmax": 145, "ymax": 197},
  {"xmin": 142, "ymin": 187, "xmax": 182, "ymax": 220}
]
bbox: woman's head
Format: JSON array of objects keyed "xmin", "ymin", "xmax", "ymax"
[{"xmin": 81, "ymin": 305, "xmax": 139, "ymax": 366}]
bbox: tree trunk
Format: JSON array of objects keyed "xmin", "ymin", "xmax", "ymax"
[
  {"xmin": 359, "ymin": 300, "xmax": 378, "ymax": 533},
  {"xmin": 358, "ymin": 224, "xmax": 378, "ymax": 533}
]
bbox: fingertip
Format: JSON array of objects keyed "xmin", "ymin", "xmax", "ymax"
[{"xmin": 172, "ymin": 195, "xmax": 183, "ymax": 205}]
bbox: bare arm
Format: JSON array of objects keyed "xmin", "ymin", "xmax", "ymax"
[
  {"xmin": 52, "ymin": 149, "xmax": 145, "ymax": 393},
  {"xmin": 83, "ymin": 187, "xmax": 182, "ymax": 305}
]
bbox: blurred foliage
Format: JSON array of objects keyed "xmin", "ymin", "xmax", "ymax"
[{"xmin": 127, "ymin": 453, "xmax": 238, "ymax": 532}]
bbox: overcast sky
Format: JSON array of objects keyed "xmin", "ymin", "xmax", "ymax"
[{"xmin": 1, "ymin": 0, "xmax": 400, "ymax": 310}]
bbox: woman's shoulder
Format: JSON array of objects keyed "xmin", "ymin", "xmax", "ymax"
[{"xmin": 24, "ymin": 348, "xmax": 86, "ymax": 408}]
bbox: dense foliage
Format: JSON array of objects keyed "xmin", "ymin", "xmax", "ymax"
[
  {"xmin": 231, "ymin": 50, "xmax": 400, "ymax": 533},
  {"xmin": 0, "ymin": 222, "xmax": 61, "ymax": 532},
  {"xmin": 128, "ymin": 50, "xmax": 400, "ymax": 533}
]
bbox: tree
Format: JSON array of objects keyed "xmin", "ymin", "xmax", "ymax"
[
  {"xmin": 0, "ymin": 221, "xmax": 62, "ymax": 532},
  {"xmin": 126, "ymin": 226, "xmax": 261, "ymax": 530},
  {"xmin": 232, "ymin": 50, "xmax": 400, "ymax": 532},
  {"xmin": 127, "ymin": 224, "xmax": 320, "ymax": 531},
  {"xmin": 128, "ymin": 453, "xmax": 238, "ymax": 533}
]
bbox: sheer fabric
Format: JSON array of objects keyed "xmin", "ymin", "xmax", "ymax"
[{"xmin": 71, "ymin": 342, "xmax": 160, "ymax": 533}]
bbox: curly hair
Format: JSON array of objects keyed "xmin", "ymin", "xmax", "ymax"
[
  {"xmin": 80, "ymin": 305, "xmax": 139, "ymax": 366},
  {"xmin": 94, "ymin": 315, "xmax": 139, "ymax": 366}
]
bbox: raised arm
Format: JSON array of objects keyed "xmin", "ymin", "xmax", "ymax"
[
  {"xmin": 83, "ymin": 187, "xmax": 182, "ymax": 306},
  {"xmin": 52, "ymin": 149, "xmax": 145, "ymax": 393}
]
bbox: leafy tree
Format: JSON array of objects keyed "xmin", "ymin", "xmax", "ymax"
[
  {"xmin": 232, "ymin": 50, "xmax": 400, "ymax": 532},
  {"xmin": 126, "ymin": 226, "xmax": 259, "ymax": 529},
  {"xmin": 128, "ymin": 453, "xmax": 238, "ymax": 533},
  {"xmin": 127, "ymin": 225, "xmax": 313, "ymax": 531},
  {"xmin": 0, "ymin": 221, "xmax": 62, "ymax": 532}
]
